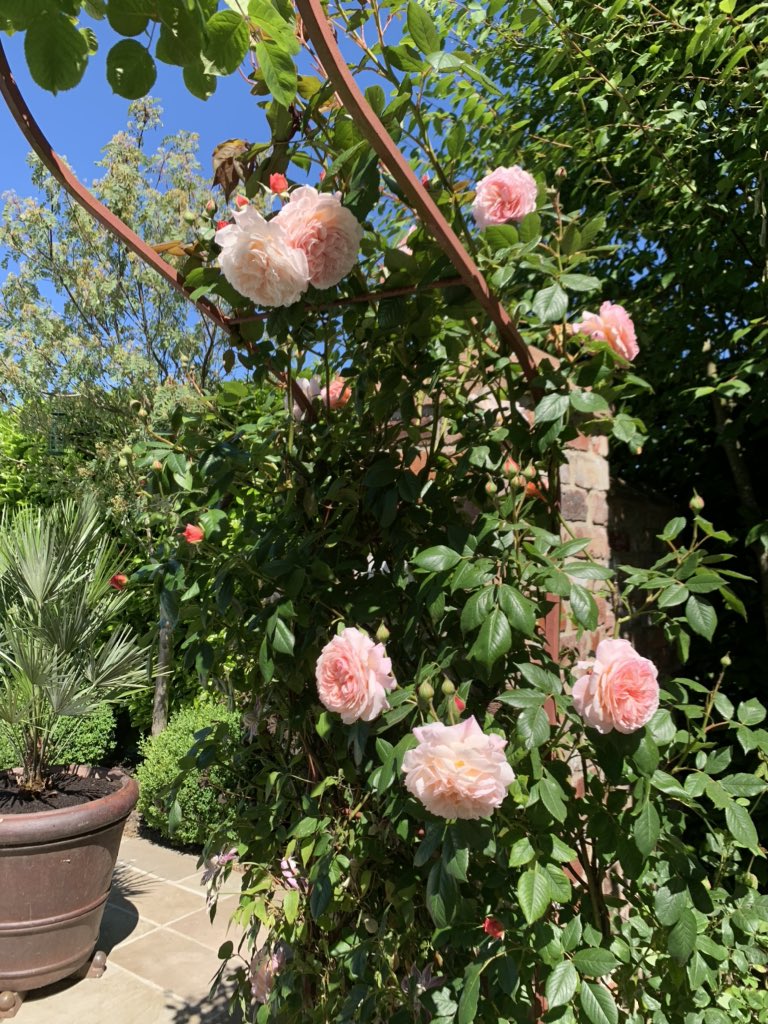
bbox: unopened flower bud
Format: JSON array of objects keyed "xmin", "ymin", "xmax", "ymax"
[
  {"xmin": 118, "ymin": 456, "xmax": 129, "ymax": 469},
  {"xmin": 418, "ymin": 681, "xmax": 434, "ymax": 702},
  {"xmin": 441, "ymin": 678, "xmax": 455, "ymax": 696},
  {"xmin": 152, "ymin": 460, "xmax": 163, "ymax": 471},
  {"xmin": 205, "ymin": 199, "xmax": 216, "ymax": 214},
  {"xmin": 485, "ymin": 480, "xmax": 498, "ymax": 496},
  {"xmin": 138, "ymin": 407, "xmax": 148, "ymax": 418},
  {"xmin": 375, "ymin": 622, "xmax": 390, "ymax": 643},
  {"xmin": 720, "ymin": 653, "xmax": 732, "ymax": 668},
  {"xmin": 522, "ymin": 463, "xmax": 537, "ymax": 481},
  {"xmin": 555, "ymin": 166, "xmax": 567, "ymax": 182},
  {"xmin": 183, "ymin": 209, "xmax": 197, "ymax": 225},
  {"xmin": 689, "ymin": 493, "xmax": 705, "ymax": 512}
]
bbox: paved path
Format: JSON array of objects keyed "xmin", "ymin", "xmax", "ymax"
[{"xmin": 17, "ymin": 835, "xmax": 244, "ymax": 1024}]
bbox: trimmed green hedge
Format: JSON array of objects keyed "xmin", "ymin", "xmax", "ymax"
[
  {"xmin": 0, "ymin": 704, "xmax": 116, "ymax": 770},
  {"xmin": 135, "ymin": 702, "xmax": 241, "ymax": 847}
]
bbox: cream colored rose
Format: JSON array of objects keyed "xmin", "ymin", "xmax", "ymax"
[
  {"xmin": 275, "ymin": 186, "xmax": 363, "ymax": 290},
  {"xmin": 215, "ymin": 206, "xmax": 309, "ymax": 308},
  {"xmin": 402, "ymin": 716, "xmax": 515, "ymax": 820}
]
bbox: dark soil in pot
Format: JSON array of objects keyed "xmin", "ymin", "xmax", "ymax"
[{"xmin": 0, "ymin": 767, "xmax": 121, "ymax": 813}]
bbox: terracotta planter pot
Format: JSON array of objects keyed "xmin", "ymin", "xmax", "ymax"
[{"xmin": 0, "ymin": 767, "xmax": 138, "ymax": 1004}]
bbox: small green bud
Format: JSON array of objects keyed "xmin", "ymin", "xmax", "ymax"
[
  {"xmin": 118, "ymin": 456, "xmax": 129, "ymax": 469},
  {"xmin": 151, "ymin": 460, "xmax": 163, "ymax": 471},
  {"xmin": 375, "ymin": 622, "xmax": 390, "ymax": 643},
  {"xmin": 689, "ymin": 493, "xmax": 705, "ymax": 512},
  {"xmin": 522, "ymin": 462, "xmax": 537, "ymax": 481},
  {"xmin": 418, "ymin": 681, "xmax": 434, "ymax": 702},
  {"xmin": 720, "ymin": 653, "xmax": 732, "ymax": 668},
  {"xmin": 138, "ymin": 407, "xmax": 148, "ymax": 418},
  {"xmin": 441, "ymin": 678, "xmax": 455, "ymax": 696},
  {"xmin": 485, "ymin": 480, "xmax": 498, "ymax": 496}
]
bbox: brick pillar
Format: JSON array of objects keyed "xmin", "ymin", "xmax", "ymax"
[{"xmin": 559, "ymin": 435, "xmax": 614, "ymax": 658}]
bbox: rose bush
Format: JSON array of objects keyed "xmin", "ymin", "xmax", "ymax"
[{"xmin": 5, "ymin": 2, "xmax": 767, "ymax": 1023}]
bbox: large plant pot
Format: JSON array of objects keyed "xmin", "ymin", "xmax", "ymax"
[{"xmin": 0, "ymin": 767, "xmax": 138, "ymax": 1004}]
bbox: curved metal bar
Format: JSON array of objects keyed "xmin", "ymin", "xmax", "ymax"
[
  {"xmin": 0, "ymin": 42, "xmax": 233, "ymax": 336},
  {"xmin": 294, "ymin": 0, "xmax": 538, "ymax": 382}
]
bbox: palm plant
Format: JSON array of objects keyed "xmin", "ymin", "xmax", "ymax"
[{"xmin": 0, "ymin": 500, "xmax": 145, "ymax": 793}]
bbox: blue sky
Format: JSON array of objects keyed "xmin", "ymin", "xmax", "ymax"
[{"xmin": 0, "ymin": 30, "xmax": 270, "ymax": 200}]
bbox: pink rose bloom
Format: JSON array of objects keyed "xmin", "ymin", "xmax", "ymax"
[
  {"xmin": 321, "ymin": 377, "xmax": 351, "ymax": 410},
  {"xmin": 572, "ymin": 638, "xmax": 659, "ymax": 734},
  {"xmin": 483, "ymin": 916, "xmax": 505, "ymax": 939},
  {"xmin": 572, "ymin": 301, "xmax": 639, "ymax": 361},
  {"xmin": 269, "ymin": 172, "xmax": 289, "ymax": 194},
  {"xmin": 401, "ymin": 716, "xmax": 515, "ymax": 820},
  {"xmin": 215, "ymin": 206, "xmax": 309, "ymax": 308},
  {"xmin": 315, "ymin": 627, "xmax": 397, "ymax": 724},
  {"xmin": 182, "ymin": 523, "xmax": 204, "ymax": 544},
  {"xmin": 275, "ymin": 185, "xmax": 363, "ymax": 289},
  {"xmin": 471, "ymin": 166, "xmax": 538, "ymax": 229}
]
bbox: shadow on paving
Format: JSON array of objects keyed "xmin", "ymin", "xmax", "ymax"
[{"xmin": 166, "ymin": 987, "xmax": 245, "ymax": 1024}]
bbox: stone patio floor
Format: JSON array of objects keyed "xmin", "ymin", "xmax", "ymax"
[{"xmin": 18, "ymin": 834, "xmax": 244, "ymax": 1024}]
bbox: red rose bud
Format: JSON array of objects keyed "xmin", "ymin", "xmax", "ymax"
[
  {"xmin": 216, "ymin": 220, "xmax": 230, "ymax": 230},
  {"xmin": 503, "ymin": 455, "xmax": 519, "ymax": 477},
  {"xmin": 319, "ymin": 169, "xmax": 326, "ymax": 182},
  {"xmin": 454, "ymin": 696, "xmax": 466, "ymax": 713},
  {"xmin": 483, "ymin": 916, "xmax": 504, "ymax": 939},
  {"xmin": 269, "ymin": 173, "xmax": 289, "ymax": 194},
  {"xmin": 205, "ymin": 199, "xmax": 216, "ymax": 214},
  {"xmin": 182, "ymin": 524, "xmax": 205, "ymax": 544},
  {"xmin": 485, "ymin": 480, "xmax": 498, "ymax": 496},
  {"xmin": 234, "ymin": 195, "xmax": 249, "ymax": 208},
  {"xmin": 109, "ymin": 573, "xmax": 128, "ymax": 590},
  {"xmin": 421, "ymin": 173, "xmax": 430, "ymax": 186}
]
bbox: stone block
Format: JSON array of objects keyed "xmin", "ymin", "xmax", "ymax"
[
  {"xmin": 588, "ymin": 490, "xmax": 609, "ymax": 526},
  {"xmin": 568, "ymin": 450, "xmax": 610, "ymax": 491},
  {"xmin": 560, "ymin": 487, "xmax": 588, "ymax": 522}
]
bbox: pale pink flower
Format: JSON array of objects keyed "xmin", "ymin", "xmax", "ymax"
[
  {"xmin": 280, "ymin": 857, "xmax": 305, "ymax": 891},
  {"xmin": 288, "ymin": 375, "xmax": 322, "ymax": 421},
  {"xmin": 275, "ymin": 186, "xmax": 363, "ymax": 289},
  {"xmin": 182, "ymin": 523, "xmax": 204, "ymax": 544},
  {"xmin": 402, "ymin": 716, "xmax": 514, "ymax": 820},
  {"xmin": 321, "ymin": 377, "xmax": 351, "ymax": 410},
  {"xmin": 572, "ymin": 638, "xmax": 659, "ymax": 734},
  {"xmin": 572, "ymin": 301, "xmax": 639, "ymax": 361},
  {"xmin": 471, "ymin": 166, "xmax": 538, "ymax": 229},
  {"xmin": 315, "ymin": 627, "xmax": 396, "ymax": 724},
  {"xmin": 215, "ymin": 206, "xmax": 309, "ymax": 308}
]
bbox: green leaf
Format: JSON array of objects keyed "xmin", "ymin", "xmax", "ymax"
[
  {"xmin": 685, "ymin": 595, "xmax": 717, "ymax": 641},
  {"xmin": 271, "ymin": 617, "xmax": 295, "ymax": 655},
  {"xmin": 518, "ymin": 211, "xmax": 541, "ymax": 243},
  {"xmin": 283, "ymin": 887, "xmax": 300, "ymax": 924},
  {"xmin": 183, "ymin": 61, "xmax": 217, "ymax": 99},
  {"xmin": 725, "ymin": 802, "xmax": 759, "ymax": 851},
  {"xmin": 737, "ymin": 698, "xmax": 766, "ymax": 726},
  {"xmin": 545, "ymin": 961, "xmax": 578, "ymax": 1008},
  {"xmin": 535, "ymin": 393, "xmax": 570, "ymax": 423},
  {"xmin": 458, "ymin": 963, "xmax": 482, "ymax": 1024},
  {"xmin": 254, "ymin": 39, "xmax": 297, "ymax": 107},
  {"xmin": 204, "ymin": 10, "xmax": 249, "ymax": 73},
  {"xmin": 461, "ymin": 587, "xmax": 495, "ymax": 633},
  {"xmin": 533, "ymin": 283, "xmax": 568, "ymax": 322},
  {"xmin": 654, "ymin": 884, "xmax": 687, "ymax": 926},
  {"xmin": 517, "ymin": 864, "xmax": 551, "ymax": 925},
  {"xmin": 634, "ymin": 801, "xmax": 660, "ymax": 856},
  {"xmin": 658, "ymin": 516, "xmax": 686, "ymax": 541},
  {"xmin": 407, "ymin": 0, "xmax": 441, "ymax": 55},
  {"xmin": 538, "ymin": 774, "xmax": 567, "ymax": 822},
  {"xmin": 25, "ymin": 13, "xmax": 88, "ymax": 93},
  {"xmin": 517, "ymin": 705, "xmax": 550, "ymax": 749},
  {"xmin": 497, "ymin": 584, "xmax": 536, "ymax": 635},
  {"xmin": 106, "ymin": 39, "xmax": 157, "ymax": 98},
  {"xmin": 106, "ymin": 0, "xmax": 149, "ymax": 37},
  {"xmin": 570, "ymin": 584, "xmax": 598, "ymax": 629},
  {"xmin": 559, "ymin": 273, "xmax": 601, "ymax": 292},
  {"xmin": 572, "ymin": 948, "xmax": 619, "ymax": 976},
  {"xmin": 413, "ymin": 546, "xmax": 462, "ymax": 572},
  {"xmin": 471, "ymin": 608, "xmax": 511, "ymax": 668},
  {"xmin": 668, "ymin": 907, "xmax": 697, "ymax": 963},
  {"xmin": 722, "ymin": 773, "xmax": 767, "ymax": 797},
  {"xmin": 580, "ymin": 982, "xmax": 618, "ymax": 1024},
  {"xmin": 508, "ymin": 837, "xmax": 535, "ymax": 867},
  {"xmin": 570, "ymin": 390, "xmax": 610, "ymax": 414}
]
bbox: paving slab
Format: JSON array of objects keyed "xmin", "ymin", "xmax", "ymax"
[{"xmin": 11, "ymin": 834, "xmax": 244, "ymax": 1024}]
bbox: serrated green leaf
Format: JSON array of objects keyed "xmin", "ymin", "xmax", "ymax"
[
  {"xmin": 634, "ymin": 800, "xmax": 660, "ymax": 856},
  {"xmin": 471, "ymin": 608, "xmax": 512, "ymax": 668},
  {"xmin": 25, "ymin": 13, "xmax": 88, "ymax": 93},
  {"xmin": 572, "ymin": 948, "xmax": 619, "ymax": 976},
  {"xmin": 535, "ymin": 392, "xmax": 569, "ymax": 423},
  {"xmin": 725, "ymin": 802, "xmax": 759, "ymax": 850},
  {"xmin": 458, "ymin": 962, "xmax": 482, "ymax": 1024},
  {"xmin": 283, "ymin": 887, "xmax": 300, "ymax": 924},
  {"xmin": 204, "ymin": 10, "xmax": 249, "ymax": 73},
  {"xmin": 254, "ymin": 38, "xmax": 296, "ymax": 107},
  {"xmin": 737, "ymin": 698, "xmax": 766, "ymax": 726},
  {"xmin": 497, "ymin": 584, "xmax": 536, "ymax": 635},
  {"xmin": 545, "ymin": 961, "xmax": 578, "ymax": 1008},
  {"xmin": 106, "ymin": 0, "xmax": 150, "ymax": 37},
  {"xmin": 106, "ymin": 39, "xmax": 156, "ymax": 98},
  {"xmin": 508, "ymin": 836, "xmax": 535, "ymax": 867},
  {"xmin": 570, "ymin": 584, "xmax": 598, "ymax": 629},
  {"xmin": 533, "ymin": 283, "xmax": 568, "ymax": 322},
  {"xmin": 580, "ymin": 982, "xmax": 618, "ymax": 1024},
  {"xmin": 517, "ymin": 704, "xmax": 550, "ymax": 749},
  {"xmin": 517, "ymin": 864, "xmax": 551, "ymax": 925},
  {"xmin": 685, "ymin": 595, "xmax": 717, "ymax": 641},
  {"xmin": 461, "ymin": 587, "xmax": 495, "ymax": 633},
  {"xmin": 668, "ymin": 907, "xmax": 697, "ymax": 962},
  {"xmin": 570, "ymin": 390, "xmax": 610, "ymax": 413},
  {"xmin": 406, "ymin": 0, "xmax": 441, "ymax": 55}
]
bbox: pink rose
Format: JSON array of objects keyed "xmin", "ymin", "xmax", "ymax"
[
  {"xmin": 215, "ymin": 206, "xmax": 309, "ymax": 308},
  {"xmin": 275, "ymin": 186, "xmax": 363, "ymax": 289},
  {"xmin": 182, "ymin": 523, "xmax": 204, "ymax": 544},
  {"xmin": 269, "ymin": 172, "xmax": 289, "ymax": 194},
  {"xmin": 401, "ymin": 716, "xmax": 515, "ymax": 820},
  {"xmin": 572, "ymin": 638, "xmax": 659, "ymax": 734},
  {"xmin": 315, "ymin": 627, "xmax": 397, "ymax": 724},
  {"xmin": 573, "ymin": 301, "xmax": 639, "ymax": 361},
  {"xmin": 483, "ymin": 916, "xmax": 505, "ymax": 939},
  {"xmin": 471, "ymin": 166, "xmax": 538, "ymax": 229},
  {"xmin": 321, "ymin": 377, "xmax": 351, "ymax": 410}
]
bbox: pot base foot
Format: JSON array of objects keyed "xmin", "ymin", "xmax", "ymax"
[
  {"xmin": 0, "ymin": 991, "xmax": 24, "ymax": 1019},
  {"xmin": 74, "ymin": 949, "xmax": 108, "ymax": 980}
]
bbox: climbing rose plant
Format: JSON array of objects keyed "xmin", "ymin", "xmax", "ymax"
[{"xmin": 3, "ymin": 2, "xmax": 767, "ymax": 1023}]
